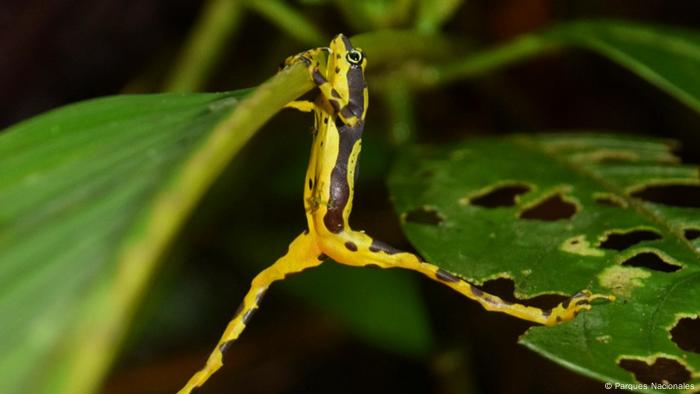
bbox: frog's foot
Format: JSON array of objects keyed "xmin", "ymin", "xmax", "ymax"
[{"xmin": 544, "ymin": 290, "xmax": 615, "ymax": 326}]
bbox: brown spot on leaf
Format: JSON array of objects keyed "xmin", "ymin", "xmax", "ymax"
[
  {"xmin": 670, "ymin": 317, "xmax": 700, "ymax": 353},
  {"xmin": 599, "ymin": 230, "xmax": 662, "ymax": 251},
  {"xmin": 468, "ymin": 184, "xmax": 531, "ymax": 208},
  {"xmin": 519, "ymin": 194, "xmax": 577, "ymax": 221},
  {"xmin": 621, "ymin": 252, "xmax": 681, "ymax": 273},
  {"xmin": 219, "ymin": 340, "xmax": 234, "ymax": 354},
  {"xmin": 618, "ymin": 357, "xmax": 691, "ymax": 384},
  {"xmin": 631, "ymin": 184, "xmax": 700, "ymax": 208},
  {"xmin": 404, "ymin": 207, "xmax": 443, "ymax": 225}
]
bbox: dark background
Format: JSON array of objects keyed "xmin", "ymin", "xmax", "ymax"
[{"xmin": 2, "ymin": 1, "xmax": 699, "ymax": 393}]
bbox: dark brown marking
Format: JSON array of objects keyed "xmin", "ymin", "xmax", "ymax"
[
  {"xmin": 369, "ymin": 239, "xmax": 402, "ymax": 254},
  {"xmin": 436, "ymin": 268, "xmax": 459, "ymax": 283},
  {"xmin": 335, "ymin": 66, "xmax": 340, "ymax": 73},
  {"xmin": 323, "ymin": 120, "xmax": 364, "ymax": 233},
  {"xmin": 562, "ymin": 299, "xmax": 570, "ymax": 309},
  {"xmin": 322, "ymin": 35, "xmax": 367, "ymax": 234},
  {"xmin": 242, "ymin": 308, "xmax": 256, "ymax": 326},
  {"xmin": 308, "ymin": 178, "xmax": 313, "ymax": 190},
  {"xmin": 542, "ymin": 309, "xmax": 552, "ymax": 318},
  {"xmin": 340, "ymin": 105, "xmax": 355, "ymax": 120},
  {"xmin": 323, "ymin": 117, "xmax": 328, "ymax": 124},
  {"xmin": 365, "ymin": 264, "xmax": 382, "ymax": 269},
  {"xmin": 331, "ymin": 89, "xmax": 341, "ymax": 98},
  {"xmin": 312, "ymin": 68, "xmax": 325, "ymax": 86},
  {"xmin": 339, "ymin": 35, "xmax": 353, "ymax": 51},
  {"xmin": 256, "ymin": 289, "xmax": 267, "ymax": 305},
  {"xmin": 470, "ymin": 284, "xmax": 483, "ymax": 296},
  {"xmin": 303, "ymin": 229, "xmax": 309, "ymax": 235},
  {"xmin": 556, "ymin": 316, "xmax": 562, "ymax": 322},
  {"xmin": 317, "ymin": 253, "xmax": 329, "ymax": 261},
  {"xmin": 345, "ymin": 241, "xmax": 358, "ymax": 252},
  {"xmin": 219, "ymin": 340, "xmax": 234, "ymax": 354}
]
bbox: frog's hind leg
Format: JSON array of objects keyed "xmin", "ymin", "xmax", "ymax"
[
  {"xmin": 322, "ymin": 232, "xmax": 614, "ymax": 327},
  {"xmin": 178, "ymin": 231, "xmax": 323, "ymax": 394}
]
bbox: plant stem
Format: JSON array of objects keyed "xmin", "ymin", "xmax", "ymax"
[
  {"xmin": 415, "ymin": 33, "xmax": 561, "ymax": 88},
  {"xmin": 247, "ymin": 0, "xmax": 325, "ymax": 46},
  {"xmin": 165, "ymin": 0, "xmax": 243, "ymax": 92}
]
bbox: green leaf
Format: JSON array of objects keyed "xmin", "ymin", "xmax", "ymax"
[
  {"xmin": 0, "ymin": 91, "xmax": 241, "ymax": 394},
  {"xmin": 389, "ymin": 134, "xmax": 700, "ymax": 388},
  {"xmin": 432, "ymin": 19, "xmax": 700, "ymax": 117},
  {"xmin": 0, "ymin": 62, "xmax": 313, "ymax": 394},
  {"xmin": 548, "ymin": 20, "xmax": 700, "ymax": 115},
  {"xmin": 415, "ymin": 0, "xmax": 464, "ymax": 33}
]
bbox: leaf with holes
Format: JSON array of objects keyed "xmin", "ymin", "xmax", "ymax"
[{"xmin": 389, "ymin": 133, "xmax": 700, "ymax": 389}]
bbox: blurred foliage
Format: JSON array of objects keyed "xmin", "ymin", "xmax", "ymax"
[{"xmin": 1, "ymin": 1, "xmax": 700, "ymax": 394}]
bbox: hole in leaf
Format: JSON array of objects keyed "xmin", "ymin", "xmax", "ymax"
[
  {"xmin": 594, "ymin": 193, "xmax": 627, "ymax": 208},
  {"xmin": 670, "ymin": 317, "xmax": 700, "ymax": 353},
  {"xmin": 519, "ymin": 194, "xmax": 577, "ymax": 221},
  {"xmin": 599, "ymin": 230, "xmax": 662, "ymax": 251},
  {"xmin": 480, "ymin": 278, "xmax": 567, "ymax": 310},
  {"xmin": 469, "ymin": 184, "xmax": 531, "ymax": 208},
  {"xmin": 620, "ymin": 252, "xmax": 681, "ymax": 273},
  {"xmin": 631, "ymin": 184, "xmax": 700, "ymax": 208},
  {"xmin": 618, "ymin": 357, "xmax": 691, "ymax": 384},
  {"xmin": 684, "ymin": 228, "xmax": 700, "ymax": 241},
  {"xmin": 404, "ymin": 207, "xmax": 443, "ymax": 225}
]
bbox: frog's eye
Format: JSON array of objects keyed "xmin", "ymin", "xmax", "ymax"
[{"xmin": 346, "ymin": 49, "xmax": 364, "ymax": 65}]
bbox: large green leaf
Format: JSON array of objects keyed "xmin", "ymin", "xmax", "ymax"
[
  {"xmin": 389, "ymin": 134, "xmax": 700, "ymax": 390},
  {"xmin": 0, "ymin": 92, "xmax": 245, "ymax": 394},
  {"xmin": 0, "ymin": 62, "xmax": 314, "ymax": 394},
  {"xmin": 434, "ymin": 19, "xmax": 700, "ymax": 117},
  {"xmin": 549, "ymin": 20, "xmax": 700, "ymax": 115}
]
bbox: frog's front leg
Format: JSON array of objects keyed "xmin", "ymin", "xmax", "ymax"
[
  {"xmin": 177, "ymin": 231, "xmax": 323, "ymax": 394},
  {"xmin": 317, "ymin": 230, "xmax": 614, "ymax": 326}
]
